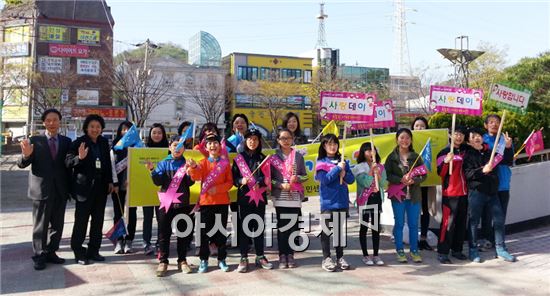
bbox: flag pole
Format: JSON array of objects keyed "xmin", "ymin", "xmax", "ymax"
[
  {"xmin": 191, "ymin": 119, "xmax": 196, "ymax": 148},
  {"xmin": 449, "ymin": 113, "xmax": 456, "ymax": 175},
  {"xmin": 489, "ymin": 110, "xmax": 507, "ymax": 165},
  {"xmin": 408, "ymin": 137, "xmax": 431, "ymax": 174},
  {"xmin": 370, "ymin": 128, "xmax": 379, "ymax": 191},
  {"xmin": 340, "ymin": 123, "xmax": 347, "ymax": 185}
]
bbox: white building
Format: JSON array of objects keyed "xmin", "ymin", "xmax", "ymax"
[{"xmin": 145, "ymin": 57, "xmax": 227, "ymax": 135}]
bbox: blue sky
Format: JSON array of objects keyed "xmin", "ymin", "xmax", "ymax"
[{"xmin": 108, "ymin": 0, "xmax": 549, "ymax": 76}]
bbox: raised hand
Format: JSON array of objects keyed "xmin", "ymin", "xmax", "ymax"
[
  {"xmin": 145, "ymin": 160, "xmax": 154, "ymax": 171},
  {"xmin": 20, "ymin": 139, "xmax": 33, "ymax": 158},
  {"xmin": 482, "ymin": 162, "xmax": 493, "ymax": 174},
  {"xmin": 289, "ymin": 175, "xmax": 298, "ymax": 184},
  {"xmin": 186, "ymin": 158, "xmax": 197, "ymax": 168},
  {"xmin": 78, "ymin": 142, "xmax": 88, "ymax": 160},
  {"xmin": 444, "ymin": 152, "xmax": 454, "ymax": 164},
  {"xmin": 503, "ymin": 132, "xmax": 512, "ymax": 148}
]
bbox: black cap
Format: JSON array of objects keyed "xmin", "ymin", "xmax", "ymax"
[
  {"xmin": 205, "ymin": 134, "xmax": 221, "ymax": 143},
  {"xmin": 244, "ymin": 128, "xmax": 262, "ymax": 139},
  {"xmin": 454, "ymin": 126, "xmax": 468, "ymax": 135}
]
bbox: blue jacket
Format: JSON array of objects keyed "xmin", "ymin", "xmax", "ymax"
[
  {"xmin": 483, "ymin": 133, "xmax": 514, "ymax": 191},
  {"xmin": 315, "ymin": 157, "xmax": 355, "ymax": 211},
  {"xmin": 151, "ymin": 156, "xmax": 194, "ymax": 204}
]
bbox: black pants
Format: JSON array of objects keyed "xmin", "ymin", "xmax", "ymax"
[
  {"xmin": 437, "ymin": 196, "xmax": 468, "ymax": 255},
  {"xmin": 237, "ymin": 202, "xmax": 266, "ymax": 258},
  {"xmin": 320, "ymin": 209, "xmax": 347, "ymax": 259},
  {"xmin": 143, "ymin": 206, "xmax": 159, "ymax": 246},
  {"xmin": 275, "ymin": 207, "xmax": 301, "ymax": 256},
  {"xmin": 111, "ymin": 190, "xmax": 137, "ymax": 241},
  {"xmin": 31, "ymin": 183, "xmax": 67, "ymax": 258},
  {"xmin": 420, "ymin": 187, "xmax": 430, "ymax": 238},
  {"xmin": 481, "ymin": 190, "xmax": 510, "ymax": 244},
  {"xmin": 359, "ymin": 206, "xmax": 381, "ymax": 257},
  {"xmin": 198, "ymin": 205, "xmax": 228, "ymax": 261},
  {"xmin": 157, "ymin": 204, "xmax": 194, "ymax": 264},
  {"xmin": 71, "ymin": 183, "xmax": 108, "ymax": 259}
]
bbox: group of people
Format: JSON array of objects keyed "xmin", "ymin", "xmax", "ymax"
[{"xmin": 19, "ymin": 108, "xmax": 517, "ymax": 277}]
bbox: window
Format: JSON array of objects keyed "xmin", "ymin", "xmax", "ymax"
[
  {"xmin": 304, "ymin": 70, "xmax": 312, "ymax": 83},
  {"xmin": 237, "ymin": 66, "xmax": 258, "ymax": 81},
  {"xmin": 260, "ymin": 67, "xmax": 280, "ymax": 80},
  {"xmin": 235, "ymin": 94, "xmax": 254, "ymax": 107},
  {"xmin": 281, "ymin": 69, "xmax": 302, "ymax": 81}
]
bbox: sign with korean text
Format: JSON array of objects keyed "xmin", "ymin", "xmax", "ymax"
[
  {"xmin": 0, "ymin": 42, "xmax": 30, "ymax": 57},
  {"xmin": 39, "ymin": 25, "xmax": 69, "ymax": 42},
  {"xmin": 429, "ymin": 85, "xmax": 483, "ymax": 116},
  {"xmin": 49, "ymin": 44, "xmax": 90, "ymax": 58},
  {"xmin": 38, "ymin": 56, "xmax": 67, "ymax": 73},
  {"xmin": 351, "ymin": 100, "xmax": 396, "ymax": 130},
  {"xmin": 320, "ymin": 91, "xmax": 375, "ymax": 122},
  {"xmin": 77, "ymin": 28, "xmax": 101, "ymax": 45},
  {"xmin": 71, "ymin": 107, "xmax": 126, "ymax": 120},
  {"xmin": 77, "ymin": 59, "xmax": 100, "ymax": 76},
  {"xmin": 489, "ymin": 83, "xmax": 531, "ymax": 114},
  {"xmin": 76, "ymin": 89, "xmax": 99, "ymax": 106}
]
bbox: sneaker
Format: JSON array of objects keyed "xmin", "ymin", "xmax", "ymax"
[
  {"xmin": 338, "ymin": 257, "xmax": 350, "ymax": 270},
  {"xmin": 156, "ymin": 263, "xmax": 168, "ymax": 277},
  {"xmin": 410, "ymin": 251, "xmax": 422, "ymax": 263},
  {"xmin": 124, "ymin": 240, "xmax": 133, "ymax": 254},
  {"xmin": 396, "ymin": 250, "xmax": 407, "ymax": 263},
  {"xmin": 496, "ymin": 247, "xmax": 517, "ymax": 262},
  {"xmin": 218, "ymin": 260, "xmax": 230, "ymax": 272},
  {"xmin": 438, "ymin": 254, "xmax": 452, "ymax": 264},
  {"xmin": 198, "ymin": 260, "xmax": 209, "ymax": 273},
  {"xmin": 469, "ymin": 249, "xmax": 482, "ymax": 263},
  {"xmin": 144, "ymin": 244, "xmax": 155, "ymax": 256},
  {"xmin": 287, "ymin": 254, "xmax": 297, "ymax": 268},
  {"xmin": 373, "ymin": 256, "xmax": 385, "ymax": 266},
  {"xmin": 114, "ymin": 240, "xmax": 124, "ymax": 254},
  {"xmin": 451, "ymin": 251, "xmax": 467, "ymax": 260},
  {"xmin": 237, "ymin": 257, "xmax": 249, "ymax": 273},
  {"xmin": 479, "ymin": 240, "xmax": 493, "ymax": 252},
  {"xmin": 178, "ymin": 260, "xmax": 193, "ymax": 274},
  {"xmin": 418, "ymin": 240, "xmax": 433, "ymax": 251},
  {"xmin": 255, "ymin": 256, "xmax": 273, "ymax": 270},
  {"xmin": 279, "ymin": 255, "xmax": 288, "ymax": 269},
  {"xmin": 362, "ymin": 256, "xmax": 374, "ymax": 266},
  {"xmin": 321, "ymin": 257, "xmax": 336, "ymax": 272}
]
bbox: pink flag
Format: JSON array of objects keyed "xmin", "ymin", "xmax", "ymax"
[
  {"xmin": 260, "ymin": 156, "xmax": 272, "ymax": 191},
  {"xmin": 526, "ymin": 130, "xmax": 544, "ymax": 160}
]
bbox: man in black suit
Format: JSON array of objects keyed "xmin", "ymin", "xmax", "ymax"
[{"xmin": 17, "ymin": 109, "xmax": 72, "ymax": 270}]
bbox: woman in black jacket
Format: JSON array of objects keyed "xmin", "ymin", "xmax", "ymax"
[{"xmin": 66, "ymin": 114, "xmax": 114, "ymax": 265}]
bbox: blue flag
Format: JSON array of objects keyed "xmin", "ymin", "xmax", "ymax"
[
  {"xmin": 176, "ymin": 122, "xmax": 194, "ymax": 152},
  {"xmin": 114, "ymin": 125, "xmax": 144, "ymax": 150},
  {"xmin": 421, "ymin": 138, "xmax": 432, "ymax": 172},
  {"xmin": 105, "ymin": 218, "xmax": 127, "ymax": 245}
]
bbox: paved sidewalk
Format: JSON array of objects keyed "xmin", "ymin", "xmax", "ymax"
[{"xmin": 1, "ymin": 154, "xmax": 549, "ymax": 296}]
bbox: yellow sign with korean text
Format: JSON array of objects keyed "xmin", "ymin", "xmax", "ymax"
[
  {"xmin": 38, "ymin": 26, "xmax": 69, "ymax": 42},
  {"xmin": 127, "ymin": 129, "xmax": 447, "ymax": 207},
  {"xmin": 77, "ymin": 28, "xmax": 100, "ymax": 45}
]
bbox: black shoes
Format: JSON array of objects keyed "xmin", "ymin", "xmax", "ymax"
[
  {"xmin": 87, "ymin": 253, "xmax": 106, "ymax": 262},
  {"xmin": 418, "ymin": 240, "xmax": 433, "ymax": 251},
  {"xmin": 451, "ymin": 251, "xmax": 468, "ymax": 260},
  {"xmin": 32, "ymin": 255, "xmax": 46, "ymax": 270},
  {"xmin": 75, "ymin": 257, "xmax": 89, "ymax": 265},
  {"xmin": 46, "ymin": 252, "xmax": 66, "ymax": 264}
]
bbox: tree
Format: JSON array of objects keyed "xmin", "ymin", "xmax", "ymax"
[
  {"xmin": 240, "ymin": 78, "xmax": 302, "ymax": 135},
  {"xmin": 110, "ymin": 49, "xmax": 173, "ymax": 127},
  {"xmin": 183, "ymin": 74, "xmax": 228, "ymax": 124},
  {"xmin": 303, "ymin": 70, "xmax": 390, "ymax": 134},
  {"xmin": 114, "ymin": 42, "xmax": 188, "ymax": 64}
]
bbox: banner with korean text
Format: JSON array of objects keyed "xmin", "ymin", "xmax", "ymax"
[
  {"xmin": 489, "ymin": 83, "xmax": 531, "ymax": 114},
  {"xmin": 429, "ymin": 86, "xmax": 483, "ymax": 115},
  {"xmin": 351, "ymin": 100, "xmax": 395, "ymax": 130},
  {"xmin": 127, "ymin": 130, "xmax": 447, "ymax": 207},
  {"xmin": 320, "ymin": 91, "xmax": 376, "ymax": 122}
]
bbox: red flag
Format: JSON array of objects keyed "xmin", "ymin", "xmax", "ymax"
[
  {"xmin": 260, "ymin": 156, "xmax": 272, "ymax": 191},
  {"xmin": 525, "ymin": 130, "xmax": 544, "ymax": 160}
]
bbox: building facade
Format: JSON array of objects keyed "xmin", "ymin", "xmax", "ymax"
[
  {"xmin": 222, "ymin": 52, "xmax": 314, "ymax": 139},
  {"xmin": 144, "ymin": 56, "xmax": 227, "ymax": 136},
  {"xmin": 1, "ymin": 0, "xmax": 121, "ymax": 138}
]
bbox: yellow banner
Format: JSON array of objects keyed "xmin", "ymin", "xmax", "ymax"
[
  {"xmin": 127, "ymin": 129, "xmax": 448, "ymax": 207},
  {"xmin": 77, "ymin": 28, "xmax": 100, "ymax": 44},
  {"xmin": 39, "ymin": 26, "xmax": 68, "ymax": 42}
]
